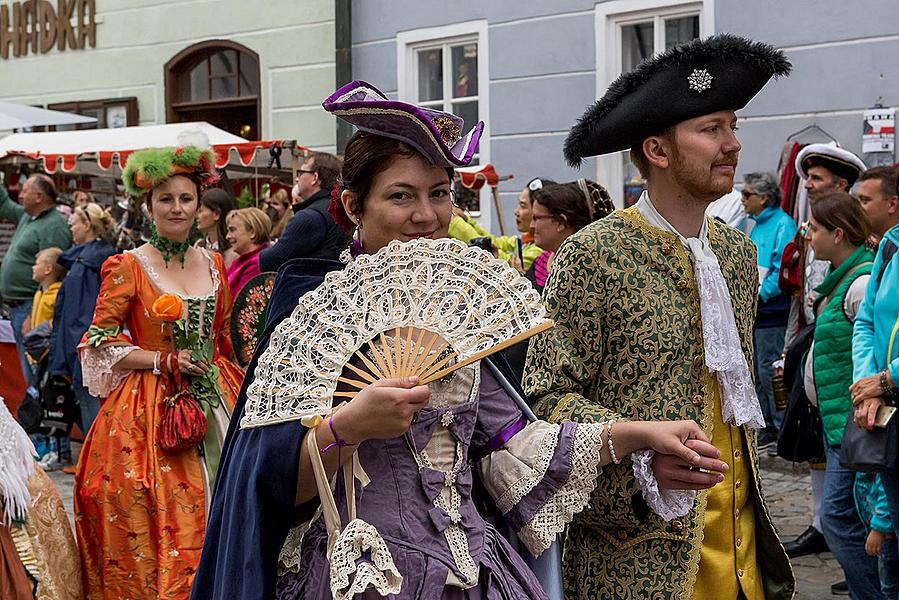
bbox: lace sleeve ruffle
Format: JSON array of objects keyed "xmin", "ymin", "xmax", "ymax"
[
  {"xmin": 631, "ymin": 449, "xmax": 696, "ymax": 521},
  {"xmin": 78, "ymin": 343, "xmax": 138, "ymax": 398},
  {"xmin": 479, "ymin": 420, "xmax": 607, "ymax": 557},
  {"xmin": 278, "ymin": 508, "xmax": 321, "ymax": 576}
]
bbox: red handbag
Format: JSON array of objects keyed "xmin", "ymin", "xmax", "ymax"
[{"xmin": 158, "ymin": 353, "xmax": 208, "ymax": 453}]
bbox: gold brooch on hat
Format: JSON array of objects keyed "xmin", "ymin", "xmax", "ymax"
[{"xmin": 432, "ymin": 116, "xmax": 462, "ymax": 146}]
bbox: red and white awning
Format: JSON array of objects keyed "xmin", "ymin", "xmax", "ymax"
[
  {"xmin": 454, "ymin": 163, "xmax": 512, "ymax": 190},
  {"xmin": 0, "ymin": 121, "xmax": 289, "ymax": 174}
]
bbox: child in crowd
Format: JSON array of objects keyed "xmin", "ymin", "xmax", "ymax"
[
  {"xmin": 855, "ymin": 472, "xmax": 899, "ymax": 599},
  {"xmin": 25, "ymin": 247, "xmax": 65, "ymax": 338},
  {"xmin": 23, "ymin": 246, "xmax": 67, "ymax": 469}
]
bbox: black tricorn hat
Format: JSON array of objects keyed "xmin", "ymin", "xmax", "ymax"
[{"xmin": 564, "ymin": 34, "xmax": 791, "ymax": 167}]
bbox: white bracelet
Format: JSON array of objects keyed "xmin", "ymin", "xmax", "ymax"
[
  {"xmin": 608, "ymin": 420, "xmax": 620, "ymax": 464},
  {"xmin": 152, "ymin": 351, "xmax": 161, "ymax": 375}
]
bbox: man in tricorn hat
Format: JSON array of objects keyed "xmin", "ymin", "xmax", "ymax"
[{"xmin": 526, "ymin": 34, "xmax": 795, "ymax": 599}]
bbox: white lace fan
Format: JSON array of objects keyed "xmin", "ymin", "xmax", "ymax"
[{"xmin": 241, "ymin": 237, "xmax": 552, "ymax": 428}]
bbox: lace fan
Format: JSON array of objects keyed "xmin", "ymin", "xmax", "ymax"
[{"xmin": 241, "ymin": 237, "xmax": 551, "ymax": 428}]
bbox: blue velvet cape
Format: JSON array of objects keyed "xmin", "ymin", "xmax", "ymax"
[{"xmin": 190, "ymin": 257, "xmax": 559, "ymax": 600}]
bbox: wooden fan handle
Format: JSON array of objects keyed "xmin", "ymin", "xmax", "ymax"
[{"xmin": 418, "ymin": 320, "xmax": 554, "ymax": 385}]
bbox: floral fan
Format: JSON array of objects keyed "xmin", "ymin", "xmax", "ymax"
[
  {"xmin": 241, "ymin": 237, "xmax": 551, "ymax": 428},
  {"xmin": 230, "ymin": 271, "xmax": 277, "ymax": 368}
]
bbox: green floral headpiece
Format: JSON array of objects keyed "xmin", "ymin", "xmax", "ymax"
[{"xmin": 122, "ymin": 145, "xmax": 219, "ymax": 197}]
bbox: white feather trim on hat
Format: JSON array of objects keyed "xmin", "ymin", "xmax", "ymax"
[
  {"xmin": 0, "ymin": 399, "xmax": 36, "ymax": 525},
  {"xmin": 176, "ymin": 129, "xmax": 212, "ymax": 150}
]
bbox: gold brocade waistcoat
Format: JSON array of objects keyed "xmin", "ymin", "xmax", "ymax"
[
  {"xmin": 692, "ymin": 384, "xmax": 763, "ymax": 600},
  {"xmin": 526, "ymin": 208, "xmax": 795, "ymax": 599}
]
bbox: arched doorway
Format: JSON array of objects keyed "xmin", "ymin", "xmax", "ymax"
[{"xmin": 165, "ymin": 40, "xmax": 260, "ymax": 139}]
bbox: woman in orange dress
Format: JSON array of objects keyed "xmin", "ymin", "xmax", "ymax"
[{"xmin": 74, "ymin": 144, "xmax": 244, "ymax": 599}]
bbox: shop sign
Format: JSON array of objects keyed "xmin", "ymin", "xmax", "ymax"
[
  {"xmin": 0, "ymin": 0, "xmax": 96, "ymax": 60},
  {"xmin": 862, "ymin": 107, "xmax": 895, "ymax": 154}
]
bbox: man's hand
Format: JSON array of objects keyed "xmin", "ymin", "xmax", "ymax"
[
  {"xmin": 865, "ymin": 529, "xmax": 884, "ymax": 556},
  {"xmin": 651, "ymin": 439, "xmax": 727, "ymax": 491}
]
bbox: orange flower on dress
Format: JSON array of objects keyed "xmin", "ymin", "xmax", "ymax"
[{"xmin": 152, "ymin": 293, "xmax": 184, "ymax": 322}]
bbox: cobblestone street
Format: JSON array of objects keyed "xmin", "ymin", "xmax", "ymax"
[{"xmin": 47, "ymin": 444, "xmax": 843, "ymax": 598}]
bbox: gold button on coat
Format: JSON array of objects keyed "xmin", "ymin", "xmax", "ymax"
[{"xmin": 692, "ymin": 394, "xmax": 704, "ymax": 407}]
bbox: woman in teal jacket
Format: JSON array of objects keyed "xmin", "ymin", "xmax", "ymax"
[
  {"xmin": 852, "ymin": 183, "xmax": 899, "ymax": 549},
  {"xmin": 804, "ymin": 192, "xmax": 879, "ymax": 597},
  {"xmin": 742, "ymin": 172, "xmax": 796, "ymax": 439}
]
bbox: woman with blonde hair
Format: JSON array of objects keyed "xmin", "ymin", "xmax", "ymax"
[
  {"xmin": 49, "ymin": 202, "xmax": 117, "ymax": 437},
  {"xmin": 225, "ymin": 207, "xmax": 272, "ymax": 298}
]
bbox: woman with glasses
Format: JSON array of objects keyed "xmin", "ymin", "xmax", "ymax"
[
  {"xmin": 449, "ymin": 177, "xmax": 553, "ymax": 272},
  {"xmin": 528, "ymin": 180, "xmax": 614, "ymax": 293},
  {"xmin": 741, "ymin": 172, "xmax": 797, "ymax": 449}
]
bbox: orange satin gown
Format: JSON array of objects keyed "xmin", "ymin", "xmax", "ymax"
[{"xmin": 74, "ymin": 250, "xmax": 244, "ymax": 599}]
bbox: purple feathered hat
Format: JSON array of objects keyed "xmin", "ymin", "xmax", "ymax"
[{"xmin": 323, "ymin": 80, "xmax": 484, "ymax": 168}]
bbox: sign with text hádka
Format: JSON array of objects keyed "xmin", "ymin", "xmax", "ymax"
[{"xmin": 0, "ymin": 0, "xmax": 96, "ymax": 60}]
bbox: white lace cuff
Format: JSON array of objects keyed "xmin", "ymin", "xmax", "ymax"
[
  {"xmin": 78, "ymin": 344, "xmax": 138, "ymax": 398},
  {"xmin": 518, "ymin": 422, "xmax": 606, "ymax": 557},
  {"xmin": 329, "ymin": 518, "xmax": 402, "ymax": 600},
  {"xmin": 480, "ymin": 421, "xmax": 560, "ymax": 515},
  {"xmin": 631, "ymin": 450, "xmax": 695, "ymax": 522}
]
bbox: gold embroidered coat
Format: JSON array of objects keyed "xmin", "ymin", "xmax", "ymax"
[{"xmin": 525, "ymin": 207, "xmax": 795, "ymax": 600}]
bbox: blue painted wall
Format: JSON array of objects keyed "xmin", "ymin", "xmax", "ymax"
[{"xmin": 350, "ymin": 0, "xmax": 899, "ymax": 232}]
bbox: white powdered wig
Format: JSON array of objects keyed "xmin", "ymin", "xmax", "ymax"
[
  {"xmin": 176, "ymin": 129, "xmax": 212, "ymax": 150},
  {"xmin": 0, "ymin": 399, "xmax": 37, "ymax": 525}
]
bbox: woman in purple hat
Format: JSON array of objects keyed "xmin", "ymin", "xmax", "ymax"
[{"xmin": 193, "ymin": 81, "xmax": 726, "ymax": 600}]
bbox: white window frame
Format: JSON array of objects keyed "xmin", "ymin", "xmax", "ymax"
[
  {"xmin": 594, "ymin": 0, "xmax": 713, "ymax": 207},
  {"xmin": 397, "ymin": 20, "xmax": 491, "ymax": 227}
]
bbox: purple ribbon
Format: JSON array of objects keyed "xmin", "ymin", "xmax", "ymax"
[{"xmin": 469, "ymin": 416, "xmax": 528, "ymax": 462}]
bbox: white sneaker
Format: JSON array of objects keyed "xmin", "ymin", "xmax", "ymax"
[{"xmin": 38, "ymin": 451, "xmax": 59, "ymax": 471}]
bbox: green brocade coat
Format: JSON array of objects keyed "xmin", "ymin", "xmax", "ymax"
[{"xmin": 524, "ymin": 207, "xmax": 795, "ymax": 600}]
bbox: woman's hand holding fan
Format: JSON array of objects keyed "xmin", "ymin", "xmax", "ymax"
[{"xmin": 335, "ymin": 377, "xmax": 430, "ymax": 443}]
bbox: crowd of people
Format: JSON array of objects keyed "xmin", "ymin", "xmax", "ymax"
[{"xmin": 0, "ymin": 32, "xmax": 897, "ymax": 600}]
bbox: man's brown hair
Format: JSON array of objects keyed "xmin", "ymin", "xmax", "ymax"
[
  {"xmin": 858, "ymin": 166, "xmax": 898, "ymax": 198},
  {"xmin": 307, "ymin": 151, "xmax": 342, "ymax": 191}
]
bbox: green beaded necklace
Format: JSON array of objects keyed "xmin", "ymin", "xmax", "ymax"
[{"xmin": 149, "ymin": 224, "xmax": 191, "ymax": 268}]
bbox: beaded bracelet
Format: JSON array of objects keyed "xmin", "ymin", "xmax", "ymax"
[
  {"xmin": 881, "ymin": 370, "xmax": 898, "ymax": 404},
  {"xmin": 608, "ymin": 420, "xmax": 621, "ymax": 464}
]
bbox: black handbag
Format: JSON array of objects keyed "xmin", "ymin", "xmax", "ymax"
[
  {"xmin": 40, "ymin": 374, "xmax": 78, "ymax": 435},
  {"xmin": 776, "ymin": 323, "xmax": 825, "ymax": 463},
  {"xmin": 16, "ymin": 391, "xmax": 44, "ymax": 434},
  {"xmin": 840, "ymin": 409, "xmax": 899, "ymax": 473}
]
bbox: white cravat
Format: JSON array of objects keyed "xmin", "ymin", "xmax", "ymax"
[{"xmin": 636, "ymin": 192, "xmax": 765, "ymax": 429}]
